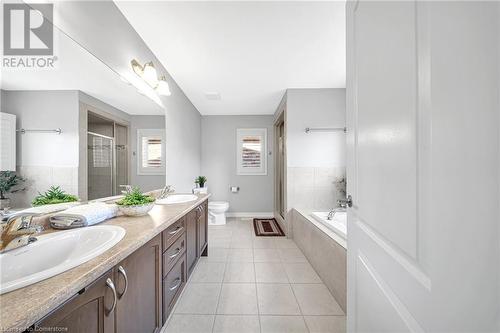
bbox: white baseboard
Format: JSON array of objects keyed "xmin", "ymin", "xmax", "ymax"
[{"xmin": 226, "ymin": 212, "xmax": 274, "ymax": 218}]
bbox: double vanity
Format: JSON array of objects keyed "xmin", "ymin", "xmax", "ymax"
[{"xmin": 0, "ymin": 193, "xmax": 209, "ymax": 332}]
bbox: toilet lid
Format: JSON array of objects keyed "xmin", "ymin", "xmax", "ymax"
[{"xmin": 209, "ymin": 201, "xmax": 229, "ymax": 208}]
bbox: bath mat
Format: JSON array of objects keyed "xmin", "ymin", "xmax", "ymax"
[{"xmin": 253, "ymin": 218, "xmax": 285, "ymax": 237}]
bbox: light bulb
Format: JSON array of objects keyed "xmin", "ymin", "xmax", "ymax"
[
  {"xmin": 157, "ymin": 79, "xmax": 171, "ymax": 96},
  {"xmin": 131, "ymin": 59, "xmax": 143, "ymax": 76},
  {"xmin": 143, "ymin": 62, "xmax": 159, "ymax": 87}
]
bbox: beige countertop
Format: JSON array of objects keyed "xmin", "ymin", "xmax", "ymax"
[{"xmin": 0, "ymin": 193, "xmax": 210, "ymax": 331}]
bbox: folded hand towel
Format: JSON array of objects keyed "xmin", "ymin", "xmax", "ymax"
[
  {"xmin": 20, "ymin": 202, "xmax": 81, "ymax": 216},
  {"xmin": 50, "ymin": 202, "xmax": 118, "ymax": 229}
]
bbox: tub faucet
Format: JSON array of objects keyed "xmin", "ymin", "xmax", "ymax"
[
  {"xmin": 159, "ymin": 185, "xmax": 175, "ymax": 199},
  {"xmin": 327, "ymin": 198, "xmax": 350, "ymax": 220},
  {"xmin": 0, "ymin": 212, "xmax": 43, "ymax": 253}
]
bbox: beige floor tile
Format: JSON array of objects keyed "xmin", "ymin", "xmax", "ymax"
[
  {"xmin": 217, "ymin": 283, "xmax": 258, "ymax": 315},
  {"xmin": 253, "ymin": 238, "xmax": 277, "ymax": 249},
  {"xmin": 254, "ymin": 248, "xmax": 281, "ymax": 262},
  {"xmin": 255, "ymin": 263, "xmax": 289, "ymax": 283},
  {"xmin": 292, "ymin": 284, "xmax": 344, "ymax": 315},
  {"xmin": 209, "ymin": 229, "xmax": 233, "ymax": 237},
  {"xmin": 202, "ymin": 248, "xmax": 229, "ymax": 262},
  {"xmin": 277, "ymin": 248, "xmax": 307, "ymax": 263},
  {"xmin": 304, "ymin": 316, "xmax": 346, "ymax": 333},
  {"xmin": 175, "ymin": 283, "xmax": 221, "ymax": 314},
  {"xmin": 230, "ymin": 237, "xmax": 254, "ymax": 249},
  {"xmin": 274, "ymin": 238, "xmax": 299, "ymax": 249},
  {"xmin": 213, "ymin": 315, "xmax": 260, "ymax": 333},
  {"xmin": 209, "ymin": 237, "xmax": 231, "ymax": 249},
  {"xmin": 260, "ymin": 315, "xmax": 308, "ymax": 333},
  {"xmin": 165, "ymin": 314, "xmax": 215, "ymax": 333},
  {"xmin": 257, "ymin": 284, "xmax": 301, "ymax": 315},
  {"xmin": 223, "ymin": 262, "xmax": 256, "ymax": 283},
  {"xmin": 284, "ymin": 262, "xmax": 322, "ymax": 283},
  {"xmin": 228, "ymin": 248, "xmax": 254, "ymax": 262},
  {"xmin": 190, "ymin": 262, "xmax": 226, "ymax": 283}
]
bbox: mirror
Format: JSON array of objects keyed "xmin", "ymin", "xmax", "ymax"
[{"xmin": 1, "ymin": 22, "xmax": 166, "ymax": 209}]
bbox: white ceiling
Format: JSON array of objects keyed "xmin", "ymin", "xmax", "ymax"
[
  {"xmin": 1, "ymin": 25, "xmax": 165, "ymax": 116},
  {"xmin": 116, "ymin": 1, "xmax": 346, "ymax": 115}
]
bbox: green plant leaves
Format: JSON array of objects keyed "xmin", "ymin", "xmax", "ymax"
[
  {"xmin": 32, "ymin": 186, "xmax": 78, "ymax": 206},
  {"xmin": 116, "ymin": 187, "xmax": 155, "ymax": 206},
  {"xmin": 0, "ymin": 171, "xmax": 26, "ymax": 199}
]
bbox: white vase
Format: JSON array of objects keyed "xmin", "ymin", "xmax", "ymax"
[{"xmin": 193, "ymin": 187, "xmax": 208, "ymax": 194}]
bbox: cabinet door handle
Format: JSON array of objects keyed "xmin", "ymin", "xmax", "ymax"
[
  {"xmin": 117, "ymin": 265, "xmax": 128, "ymax": 298},
  {"xmin": 169, "ymin": 226, "xmax": 183, "ymax": 235},
  {"xmin": 105, "ymin": 278, "xmax": 117, "ymax": 315},
  {"xmin": 169, "ymin": 248, "xmax": 182, "ymax": 259},
  {"xmin": 169, "ymin": 278, "xmax": 182, "ymax": 291}
]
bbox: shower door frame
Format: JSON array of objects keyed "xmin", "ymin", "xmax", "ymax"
[
  {"xmin": 87, "ymin": 131, "xmax": 116, "ymax": 199},
  {"xmin": 81, "ymin": 103, "xmax": 131, "ymax": 201}
]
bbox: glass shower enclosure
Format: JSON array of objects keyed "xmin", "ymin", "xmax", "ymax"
[{"xmin": 87, "ymin": 112, "xmax": 128, "ymax": 200}]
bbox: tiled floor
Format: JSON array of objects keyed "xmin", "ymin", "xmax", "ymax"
[{"xmin": 165, "ymin": 218, "xmax": 346, "ymax": 333}]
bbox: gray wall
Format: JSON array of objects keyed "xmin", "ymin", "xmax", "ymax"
[
  {"xmin": 130, "ymin": 115, "xmax": 166, "ymax": 191},
  {"xmin": 286, "ymin": 88, "xmax": 346, "ymax": 168},
  {"xmin": 201, "ymin": 115, "xmax": 274, "ymax": 213},
  {"xmin": 51, "ymin": 2, "xmax": 202, "ymax": 192},
  {"xmin": 1, "ymin": 90, "xmax": 80, "ymax": 208}
]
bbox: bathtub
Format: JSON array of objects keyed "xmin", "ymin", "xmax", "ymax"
[{"xmin": 311, "ymin": 211, "xmax": 347, "ymax": 241}]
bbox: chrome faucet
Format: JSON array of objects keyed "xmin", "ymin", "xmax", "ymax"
[
  {"xmin": 327, "ymin": 198, "xmax": 349, "ymax": 220},
  {"xmin": 158, "ymin": 185, "xmax": 175, "ymax": 199},
  {"xmin": 0, "ymin": 212, "xmax": 43, "ymax": 253}
]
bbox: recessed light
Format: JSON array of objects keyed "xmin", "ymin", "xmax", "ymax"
[{"xmin": 205, "ymin": 92, "xmax": 221, "ymax": 100}]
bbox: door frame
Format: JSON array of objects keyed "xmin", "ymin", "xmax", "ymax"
[{"xmin": 273, "ymin": 98, "xmax": 287, "ymax": 234}]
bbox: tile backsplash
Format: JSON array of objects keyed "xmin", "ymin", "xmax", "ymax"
[
  {"xmin": 287, "ymin": 166, "xmax": 345, "ymax": 213},
  {"xmin": 10, "ymin": 165, "xmax": 79, "ymax": 209}
]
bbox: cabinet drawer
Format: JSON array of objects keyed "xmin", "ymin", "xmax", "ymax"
[
  {"xmin": 163, "ymin": 233, "xmax": 186, "ymax": 277},
  {"xmin": 163, "ymin": 254, "xmax": 186, "ymax": 320},
  {"xmin": 162, "ymin": 217, "xmax": 185, "ymax": 250}
]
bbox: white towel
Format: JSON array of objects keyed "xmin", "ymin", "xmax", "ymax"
[
  {"xmin": 21, "ymin": 202, "xmax": 81, "ymax": 215},
  {"xmin": 50, "ymin": 202, "xmax": 118, "ymax": 228}
]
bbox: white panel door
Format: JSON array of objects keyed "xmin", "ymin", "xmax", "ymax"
[{"xmin": 346, "ymin": 1, "xmax": 499, "ymax": 332}]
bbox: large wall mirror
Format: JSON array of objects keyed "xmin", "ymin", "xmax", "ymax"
[{"xmin": 0, "ymin": 12, "xmax": 166, "ymax": 209}]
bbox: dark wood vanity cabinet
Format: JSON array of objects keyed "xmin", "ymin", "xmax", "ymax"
[
  {"xmin": 34, "ymin": 200, "xmax": 208, "ymax": 332},
  {"xmin": 197, "ymin": 202, "xmax": 208, "ymax": 256},
  {"xmin": 162, "ymin": 201, "xmax": 208, "ymax": 322},
  {"xmin": 186, "ymin": 202, "xmax": 208, "ymax": 277},
  {"xmin": 114, "ymin": 235, "xmax": 162, "ymax": 333},
  {"xmin": 186, "ymin": 208, "xmax": 198, "ymax": 276},
  {"xmin": 35, "ymin": 270, "xmax": 115, "ymax": 333},
  {"xmin": 34, "ymin": 235, "xmax": 162, "ymax": 333}
]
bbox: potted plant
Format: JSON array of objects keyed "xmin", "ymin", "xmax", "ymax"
[
  {"xmin": 116, "ymin": 187, "xmax": 155, "ymax": 216},
  {"xmin": 32, "ymin": 186, "xmax": 79, "ymax": 206},
  {"xmin": 194, "ymin": 176, "xmax": 208, "ymax": 194},
  {"xmin": 0, "ymin": 171, "xmax": 26, "ymax": 209},
  {"xmin": 195, "ymin": 176, "xmax": 207, "ymax": 188}
]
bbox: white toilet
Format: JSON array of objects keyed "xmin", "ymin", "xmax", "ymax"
[{"xmin": 208, "ymin": 201, "xmax": 229, "ymax": 225}]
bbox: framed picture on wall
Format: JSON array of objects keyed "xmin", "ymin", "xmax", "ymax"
[{"xmin": 236, "ymin": 128, "xmax": 267, "ymax": 176}]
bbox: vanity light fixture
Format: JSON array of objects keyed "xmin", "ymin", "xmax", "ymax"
[
  {"xmin": 130, "ymin": 59, "xmax": 171, "ymax": 96},
  {"xmin": 156, "ymin": 76, "xmax": 171, "ymax": 96}
]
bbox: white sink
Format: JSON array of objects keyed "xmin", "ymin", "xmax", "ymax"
[
  {"xmin": 0, "ymin": 225, "xmax": 125, "ymax": 294},
  {"xmin": 156, "ymin": 194, "xmax": 198, "ymax": 205}
]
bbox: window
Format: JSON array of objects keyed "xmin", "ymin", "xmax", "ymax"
[
  {"xmin": 137, "ymin": 129, "xmax": 165, "ymax": 175},
  {"xmin": 237, "ymin": 128, "xmax": 267, "ymax": 175}
]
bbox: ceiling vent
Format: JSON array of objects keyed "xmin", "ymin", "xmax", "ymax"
[{"xmin": 205, "ymin": 92, "xmax": 221, "ymax": 100}]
